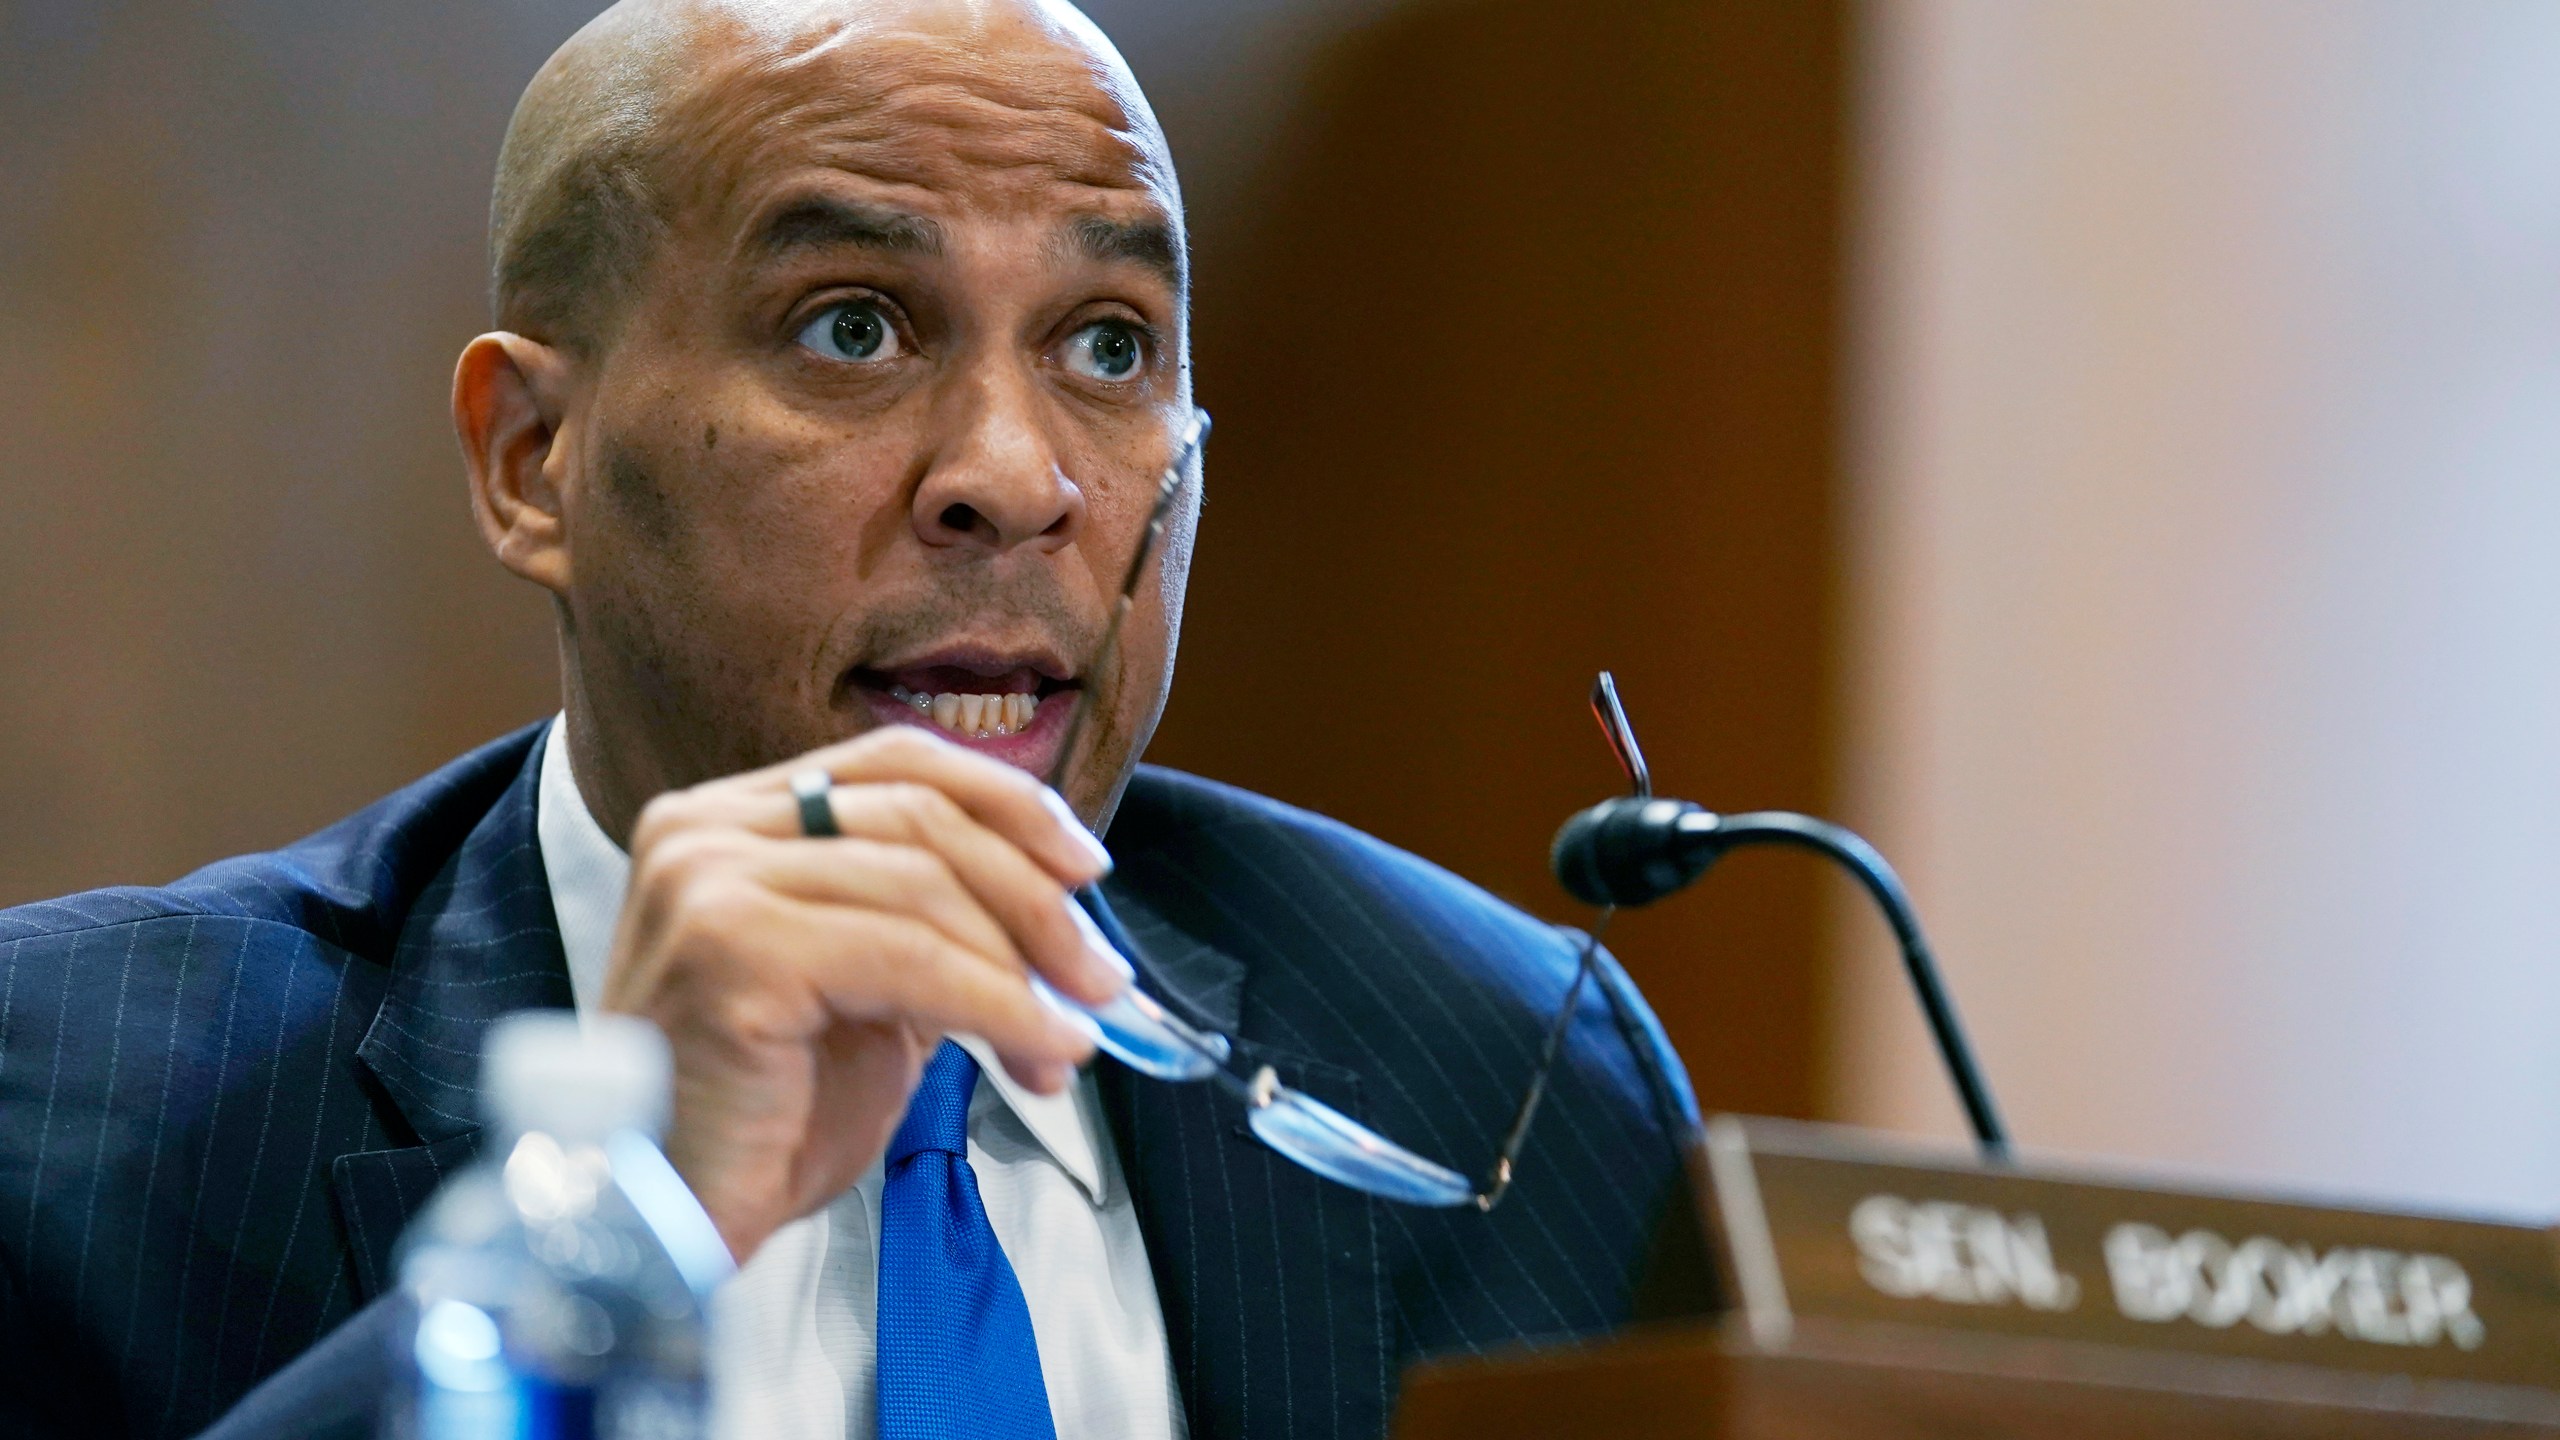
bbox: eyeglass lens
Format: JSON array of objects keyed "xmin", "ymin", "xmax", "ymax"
[
  {"xmin": 1033, "ymin": 973, "xmax": 1225, "ymax": 1081},
  {"xmin": 1246, "ymin": 1086, "xmax": 1477, "ymax": 1207}
]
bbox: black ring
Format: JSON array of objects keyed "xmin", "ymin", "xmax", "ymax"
[{"xmin": 790, "ymin": 769, "xmax": 840, "ymax": 837}]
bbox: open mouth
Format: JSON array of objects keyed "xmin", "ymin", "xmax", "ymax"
[{"xmin": 844, "ymin": 658, "xmax": 1082, "ymax": 769}]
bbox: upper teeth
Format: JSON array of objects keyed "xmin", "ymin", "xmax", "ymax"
[{"xmin": 891, "ymin": 686, "xmax": 1040, "ymax": 739}]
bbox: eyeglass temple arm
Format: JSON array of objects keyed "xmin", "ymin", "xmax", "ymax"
[
  {"xmin": 1045, "ymin": 410, "xmax": 1210, "ymax": 793},
  {"xmin": 1591, "ymin": 673, "xmax": 1651, "ymax": 799},
  {"xmin": 1472, "ymin": 910, "xmax": 1612, "ymax": 1211},
  {"xmin": 1476, "ymin": 674, "xmax": 1655, "ymax": 1211}
]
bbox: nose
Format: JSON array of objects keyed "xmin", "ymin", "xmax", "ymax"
[{"xmin": 911, "ymin": 374, "xmax": 1084, "ymax": 554}]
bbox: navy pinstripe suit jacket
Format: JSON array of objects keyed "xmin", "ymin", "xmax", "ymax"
[{"xmin": 0, "ymin": 724, "xmax": 1705, "ymax": 1439}]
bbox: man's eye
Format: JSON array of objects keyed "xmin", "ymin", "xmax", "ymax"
[
  {"xmin": 795, "ymin": 301, "xmax": 902, "ymax": 363},
  {"xmin": 1063, "ymin": 321, "xmax": 1145, "ymax": 381}
]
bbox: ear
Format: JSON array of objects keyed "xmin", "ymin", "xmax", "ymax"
[{"xmin": 454, "ymin": 332, "xmax": 580, "ymax": 596}]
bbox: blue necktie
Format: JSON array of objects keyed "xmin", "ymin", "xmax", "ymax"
[{"xmin": 876, "ymin": 1041, "xmax": 1058, "ymax": 1440}]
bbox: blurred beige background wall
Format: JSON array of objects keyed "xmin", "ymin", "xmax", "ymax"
[
  {"xmin": 1836, "ymin": 0, "xmax": 2560, "ymax": 1217},
  {"xmin": 0, "ymin": 3, "xmax": 586, "ymax": 900}
]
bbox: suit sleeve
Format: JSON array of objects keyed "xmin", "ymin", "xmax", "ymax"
[{"xmin": 189, "ymin": 1294, "xmax": 402, "ymax": 1440}]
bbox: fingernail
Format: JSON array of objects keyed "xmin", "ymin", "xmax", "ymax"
[
  {"xmin": 1042, "ymin": 788, "xmax": 1114, "ymax": 875},
  {"xmin": 1031, "ymin": 975, "xmax": 1106, "ymax": 1044},
  {"xmin": 1067, "ymin": 899, "xmax": 1136, "ymax": 986}
]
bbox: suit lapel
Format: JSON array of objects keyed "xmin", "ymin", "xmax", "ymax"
[
  {"xmin": 337, "ymin": 730, "xmax": 572, "ymax": 1299},
  {"xmin": 1099, "ymin": 883, "xmax": 1395, "ymax": 1440}
]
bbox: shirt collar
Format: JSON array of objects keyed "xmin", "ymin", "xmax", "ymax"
[
  {"xmin": 533, "ymin": 718, "xmax": 1106, "ymax": 1202},
  {"xmin": 536, "ymin": 716, "xmax": 630, "ymax": 1020},
  {"xmin": 954, "ymin": 1034, "xmax": 1105, "ymax": 1201}
]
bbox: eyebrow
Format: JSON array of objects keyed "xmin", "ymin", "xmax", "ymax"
[
  {"xmin": 745, "ymin": 196, "xmax": 945, "ymax": 262},
  {"xmin": 1058, "ymin": 213, "xmax": 1186, "ymax": 291}
]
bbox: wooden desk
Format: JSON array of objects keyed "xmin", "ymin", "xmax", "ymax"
[{"xmin": 1393, "ymin": 1119, "xmax": 2560, "ymax": 1439}]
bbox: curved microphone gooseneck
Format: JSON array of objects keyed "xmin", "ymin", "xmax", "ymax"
[{"xmin": 1551, "ymin": 679, "xmax": 2010, "ymax": 1158}]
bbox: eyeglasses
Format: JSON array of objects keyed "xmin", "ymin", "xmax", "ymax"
[{"xmin": 1028, "ymin": 408, "xmax": 1636, "ymax": 1210}]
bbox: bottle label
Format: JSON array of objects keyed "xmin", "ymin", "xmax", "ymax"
[{"xmin": 413, "ymin": 1375, "xmax": 704, "ymax": 1440}]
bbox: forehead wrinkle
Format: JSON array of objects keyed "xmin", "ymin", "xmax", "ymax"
[
  {"xmin": 758, "ymin": 12, "xmax": 1142, "ymax": 129},
  {"xmin": 660, "ymin": 21, "xmax": 1174, "ymax": 226},
  {"xmin": 764, "ymin": 78, "xmax": 1162, "ymax": 195},
  {"xmin": 688, "ymin": 109, "xmax": 1171, "ymax": 256}
]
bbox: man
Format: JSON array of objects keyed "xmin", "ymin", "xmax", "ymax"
[{"xmin": 0, "ymin": 1, "xmax": 1704, "ymax": 1436}]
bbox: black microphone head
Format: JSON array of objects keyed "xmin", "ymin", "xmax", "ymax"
[{"xmin": 1551, "ymin": 796, "xmax": 1722, "ymax": 907}]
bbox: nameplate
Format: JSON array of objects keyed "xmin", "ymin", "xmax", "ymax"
[{"xmin": 1699, "ymin": 1116, "xmax": 2560, "ymax": 1390}]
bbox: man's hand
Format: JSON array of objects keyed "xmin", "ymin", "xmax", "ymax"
[{"xmin": 598, "ymin": 726, "xmax": 1126, "ymax": 1261}]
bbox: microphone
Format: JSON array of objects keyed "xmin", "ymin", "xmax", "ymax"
[
  {"xmin": 1551, "ymin": 796, "xmax": 1726, "ymax": 908},
  {"xmin": 1550, "ymin": 681, "xmax": 2010, "ymax": 1156}
]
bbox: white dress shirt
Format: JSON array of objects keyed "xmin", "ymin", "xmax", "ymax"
[{"xmin": 534, "ymin": 722, "xmax": 1186, "ymax": 1440}]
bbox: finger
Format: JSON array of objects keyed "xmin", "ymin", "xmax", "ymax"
[
  {"xmin": 763, "ymin": 893, "xmax": 1096, "ymax": 1073},
  {"xmin": 990, "ymin": 1051, "xmax": 1078, "ymax": 1097},
  {"xmin": 750, "ymin": 726, "xmax": 1112, "ymax": 885},
  {"xmin": 734, "ymin": 833, "xmax": 1021, "ymax": 974},
  {"xmin": 779, "ymin": 785, "xmax": 1130, "ymax": 1003},
  {"xmin": 652, "ymin": 777, "xmax": 1131, "ymax": 1005}
]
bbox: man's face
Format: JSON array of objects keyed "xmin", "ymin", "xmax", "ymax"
[{"xmin": 554, "ymin": 6, "xmax": 1193, "ymax": 825}]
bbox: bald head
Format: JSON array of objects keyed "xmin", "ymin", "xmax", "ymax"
[{"xmin": 489, "ymin": 0, "xmax": 1178, "ymax": 350}]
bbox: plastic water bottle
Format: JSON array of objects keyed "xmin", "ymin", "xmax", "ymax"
[{"xmin": 389, "ymin": 1012, "xmax": 734, "ymax": 1439}]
